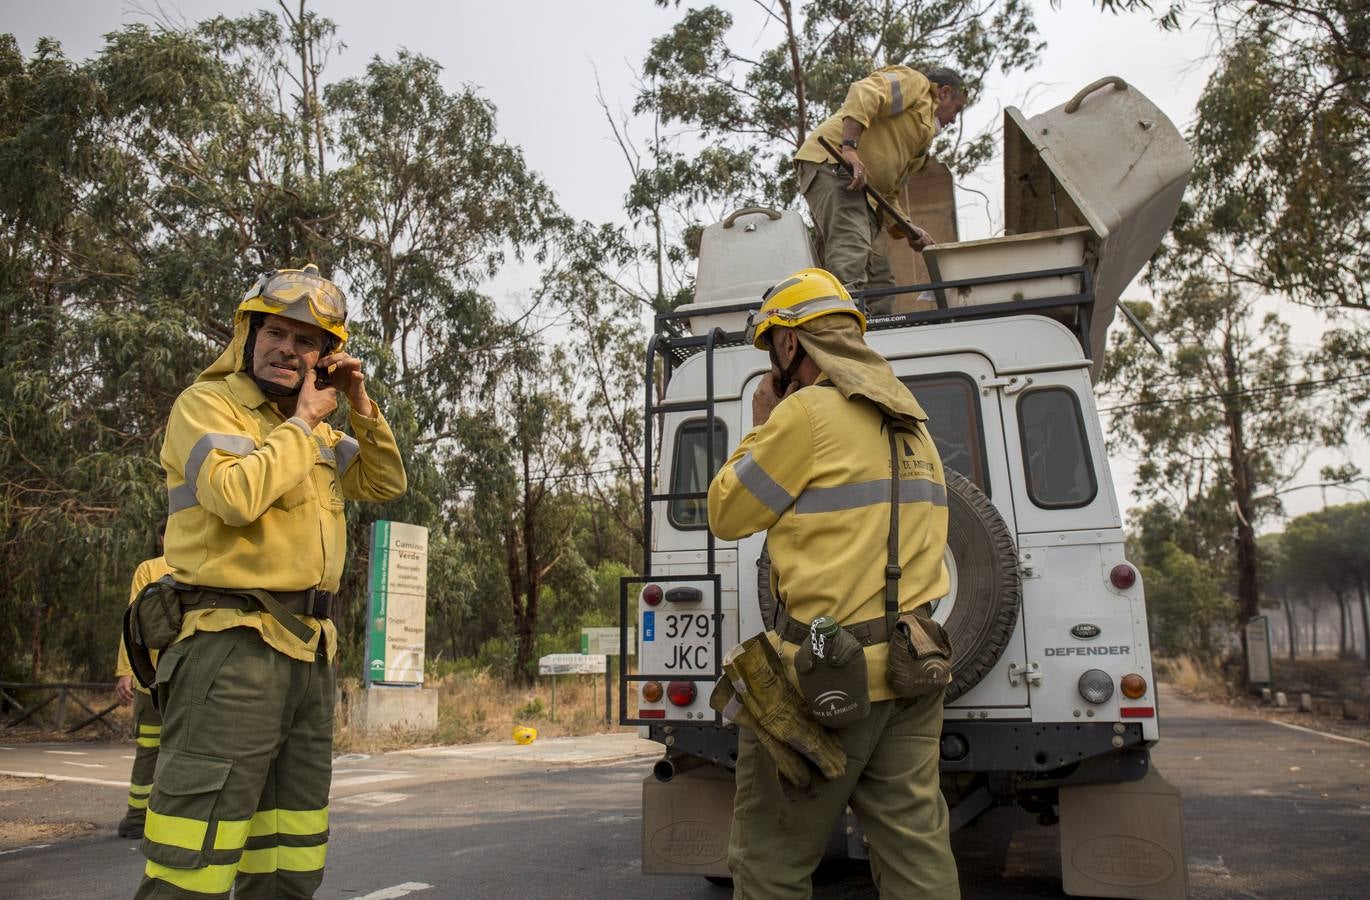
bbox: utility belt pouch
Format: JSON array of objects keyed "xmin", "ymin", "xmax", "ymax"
[
  {"xmin": 794, "ymin": 620, "xmax": 870, "ymax": 729},
  {"xmin": 885, "ymin": 608, "xmax": 952, "ymax": 698},
  {"xmin": 122, "ymin": 576, "xmax": 186, "ymax": 693}
]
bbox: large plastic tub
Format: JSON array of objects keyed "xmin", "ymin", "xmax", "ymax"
[
  {"xmin": 677, "ymin": 207, "xmax": 816, "ymax": 334},
  {"xmin": 923, "ymin": 226, "xmax": 1092, "ymax": 308}
]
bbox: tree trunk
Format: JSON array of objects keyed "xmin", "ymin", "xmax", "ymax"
[
  {"xmin": 1223, "ymin": 335, "xmax": 1260, "ymax": 664},
  {"xmin": 1359, "ymin": 581, "xmax": 1370, "ymax": 669},
  {"xmin": 1337, "ymin": 592, "xmax": 1350, "ymax": 656},
  {"xmin": 1310, "ymin": 605, "xmax": 1320, "ymax": 656},
  {"xmin": 1282, "ymin": 595, "xmax": 1297, "ymax": 660},
  {"xmin": 29, "ymin": 596, "xmax": 44, "ymax": 680}
]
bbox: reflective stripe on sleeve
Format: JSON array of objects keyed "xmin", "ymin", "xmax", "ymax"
[
  {"xmin": 317, "ymin": 445, "xmax": 336, "ymax": 465},
  {"xmin": 795, "ymin": 477, "xmax": 946, "ymax": 515},
  {"xmin": 883, "ymin": 70, "xmax": 905, "ymax": 115},
  {"xmin": 167, "ymin": 482, "xmax": 197, "ymax": 514},
  {"xmin": 335, "ymin": 435, "xmax": 360, "ymax": 475},
  {"xmin": 734, "ymin": 452, "xmax": 795, "ymax": 516},
  {"xmin": 173, "ymin": 433, "xmax": 257, "ymax": 513}
]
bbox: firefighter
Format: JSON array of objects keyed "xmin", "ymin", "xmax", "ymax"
[
  {"xmin": 708, "ymin": 268, "xmax": 959, "ymax": 898},
  {"xmin": 794, "ymin": 66, "xmax": 969, "ymax": 313},
  {"xmin": 113, "ymin": 518, "xmax": 172, "ymax": 839},
  {"xmin": 133, "ymin": 265, "xmax": 407, "ymax": 899}
]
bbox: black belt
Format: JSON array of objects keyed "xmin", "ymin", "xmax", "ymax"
[
  {"xmin": 176, "ymin": 585, "xmax": 335, "ymax": 646},
  {"xmin": 775, "ymin": 609, "xmax": 890, "ymax": 647}
]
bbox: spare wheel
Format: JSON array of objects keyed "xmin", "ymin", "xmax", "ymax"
[{"xmin": 933, "ymin": 469, "xmax": 1021, "ymax": 701}]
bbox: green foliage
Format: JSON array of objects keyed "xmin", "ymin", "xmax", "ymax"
[
  {"xmin": 0, "ymin": 8, "xmax": 642, "ymax": 684},
  {"xmin": 1141, "ymin": 541, "xmax": 1234, "ymax": 655}
]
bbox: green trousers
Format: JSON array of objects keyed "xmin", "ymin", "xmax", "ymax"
[
  {"xmin": 135, "ymin": 627, "xmax": 334, "ymax": 900},
  {"xmin": 122, "ymin": 690, "xmax": 162, "ymax": 826},
  {"xmin": 798, "ymin": 160, "xmax": 897, "ymax": 314},
  {"xmin": 728, "ymin": 691, "xmax": 959, "ymax": 899}
]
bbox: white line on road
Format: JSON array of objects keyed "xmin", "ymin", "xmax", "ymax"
[
  {"xmin": 330, "ymin": 773, "xmax": 412, "ymax": 790},
  {"xmin": 61, "ymin": 761, "xmax": 107, "ymax": 769},
  {"xmin": 0, "ymin": 844, "xmax": 52, "ymax": 856},
  {"xmin": 0, "ymin": 769, "xmax": 127, "ymax": 788},
  {"xmin": 353, "ymin": 882, "xmax": 432, "ymax": 900},
  {"xmin": 43, "ymin": 750, "xmax": 87, "ymax": 756},
  {"xmin": 1273, "ymin": 721, "xmax": 1370, "ymax": 748},
  {"xmin": 333, "ymin": 791, "xmax": 410, "ymax": 807}
]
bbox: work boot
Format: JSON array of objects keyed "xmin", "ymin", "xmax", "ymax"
[{"xmin": 117, "ymin": 815, "xmax": 144, "ymax": 839}]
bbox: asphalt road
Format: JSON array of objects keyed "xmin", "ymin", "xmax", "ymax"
[{"xmin": 2, "ymin": 689, "xmax": 1368, "ymax": 899}]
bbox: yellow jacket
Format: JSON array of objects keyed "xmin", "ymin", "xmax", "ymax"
[
  {"xmin": 708, "ymin": 383, "xmax": 949, "ymax": 702},
  {"xmin": 795, "ymin": 65, "xmax": 939, "ymax": 228},
  {"xmin": 114, "ymin": 555, "xmax": 175, "ymax": 692},
  {"xmin": 161, "ymin": 364, "xmax": 407, "ymax": 661}
]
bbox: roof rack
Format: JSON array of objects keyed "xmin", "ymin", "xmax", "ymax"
[{"xmin": 653, "ymin": 263, "xmax": 1095, "ymax": 381}]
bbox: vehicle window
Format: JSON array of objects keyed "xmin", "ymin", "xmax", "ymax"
[
  {"xmin": 1018, "ymin": 388, "xmax": 1097, "ymax": 508},
  {"xmin": 669, "ymin": 418, "xmax": 728, "ymax": 529},
  {"xmin": 901, "ymin": 374, "xmax": 990, "ymax": 495}
]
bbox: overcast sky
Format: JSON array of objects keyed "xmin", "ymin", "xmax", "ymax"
[{"xmin": 6, "ymin": 1, "xmax": 1361, "ymax": 523}]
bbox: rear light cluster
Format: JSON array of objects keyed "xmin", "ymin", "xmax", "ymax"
[
  {"xmin": 642, "ymin": 584, "xmax": 664, "ymax": 606},
  {"xmin": 640, "ymin": 680, "xmax": 698, "ymax": 707},
  {"xmin": 1109, "ymin": 564, "xmax": 1137, "ymax": 590},
  {"xmin": 1121, "ymin": 673, "xmax": 1147, "ymax": 699},
  {"xmin": 1078, "ymin": 669, "xmax": 1114, "ymax": 704}
]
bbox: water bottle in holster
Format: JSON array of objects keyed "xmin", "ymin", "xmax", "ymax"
[{"xmin": 794, "ymin": 616, "xmax": 871, "ymax": 728}]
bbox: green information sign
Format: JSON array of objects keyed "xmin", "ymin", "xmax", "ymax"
[{"xmin": 365, "ymin": 520, "xmax": 429, "ymax": 686}]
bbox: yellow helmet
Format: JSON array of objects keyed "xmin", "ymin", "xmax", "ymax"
[
  {"xmin": 239, "ymin": 264, "xmax": 349, "ymax": 348},
  {"xmin": 512, "ymin": 725, "xmax": 538, "ymax": 745},
  {"xmin": 744, "ymin": 268, "xmax": 866, "ymax": 349}
]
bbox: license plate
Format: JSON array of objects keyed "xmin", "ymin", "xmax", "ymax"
[{"xmin": 643, "ymin": 611, "xmax": 715, "ymax": 675}]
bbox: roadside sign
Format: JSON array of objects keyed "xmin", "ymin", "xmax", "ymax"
[
  {"xmin": 581, "ymin": 627, "xmax": 636, "ymax": 656},
  {"xmin": 1245, "ymin": 616, "xmax": 1272, "ymax": 686},
  {"xmin": 539, "ymin": 653, "xmax": 607, "ymax": 676},
  {"xmin": 366, "ymin": 520, "xmax": 429, "ymax": 687}
]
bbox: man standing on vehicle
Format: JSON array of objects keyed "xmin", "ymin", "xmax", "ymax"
[
  {"xmin": 133, "ymin": 265, "xmax": 407, "ymax": 899},
  {"xmin": 795, "ymin": 66, "xmax": 969, "ymax": 313},
  {"xmin": 708, "ymin": 268, "xmax": 958, "ymax": 898},
  {"xmin": 113, "ymin": 517, "xmax": 172, "ymax": 840}
]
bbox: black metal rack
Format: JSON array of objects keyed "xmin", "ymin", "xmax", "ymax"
[{"xmin": 618, "ymin": 265, "xmax": 1096, "ymax": 729}]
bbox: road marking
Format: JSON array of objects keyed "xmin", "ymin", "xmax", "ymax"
[
  {"xmin": 1190, "ymin": 855, "xmax": 1230, "ymax": 875},
  {"xmin": 334, "ymin": 791, "xmax": 410, "ymax": 807},
  {"xmin": 43, "ymin": 750, "xmax": 87, "ymax": 756},
  {"xmin": 330, "ymin": 772, "xmax": 412, "ymax": 790},
  {"xmin": 354, "ymin": 882, "xmax": 432, "ymax": 900},
  {"xmin": 1273, "ymin": 721, "xmax": 1370, "ymax": 748},
  {"xmin": 61, "ymin": 761, "xmax": 107, "ymax": 769},
  {"xmin": 0, "ymin": 769, "xmax": 127, "ymax": 788},
  {"xmin": 122, "ymin": 755, "xmax": 136, "ymax": 760},
  {"xmin": 0, "ymin": 844, "xmax": 52, "ymax": 856}
]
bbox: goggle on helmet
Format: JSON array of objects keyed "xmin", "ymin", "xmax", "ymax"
[
  {"xmin": 239, "ymin": 264, "xmax": 349, "ymax": 347},
  {"xmin": 745, "ymin": 268, "xmax": 867, "ymax": 349}
]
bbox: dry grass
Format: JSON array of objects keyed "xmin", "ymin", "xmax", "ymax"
[
  {"xmin": 1154, "ymin": 654, "xmax": 1235, "ymax": 702},
  {"xmin": 334, "ymin": 670, "xmax": 637, "ymax": 753}
]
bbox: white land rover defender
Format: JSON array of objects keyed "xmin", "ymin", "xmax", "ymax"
[{"xmin": 618, "ymin": 77, "xmax": 1194, "ymax": 899}]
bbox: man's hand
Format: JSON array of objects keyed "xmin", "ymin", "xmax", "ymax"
[
  {"xmin": 752, "ymin": 366, "xmax": 799, "ymax": 427},
  {"xmin": 293, "ymin": 372, "xmax": 339, "ymax": 429},
  {"xmin": 115, "ymin": 676, "xmax": 134, "ymax": 706},
  {"xmin": 904, "ymin": 224, "xmax": 935, "ymax": 252},
  {"xmin": 841, "ymin": 147, "xmax": 868, "ymax": 191},
  {"xmin": 316, "ymin": 352, "xmax": 375, "ymax": 418}
]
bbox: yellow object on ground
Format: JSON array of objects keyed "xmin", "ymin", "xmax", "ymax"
[{"xmin": 512, "ymin": 726, "xmax": 538, "ymax": 745}]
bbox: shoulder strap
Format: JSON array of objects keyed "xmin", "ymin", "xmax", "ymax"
[{"xmin": 884, "ymin": 416, "xmax": 902, "ymax": 635}]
